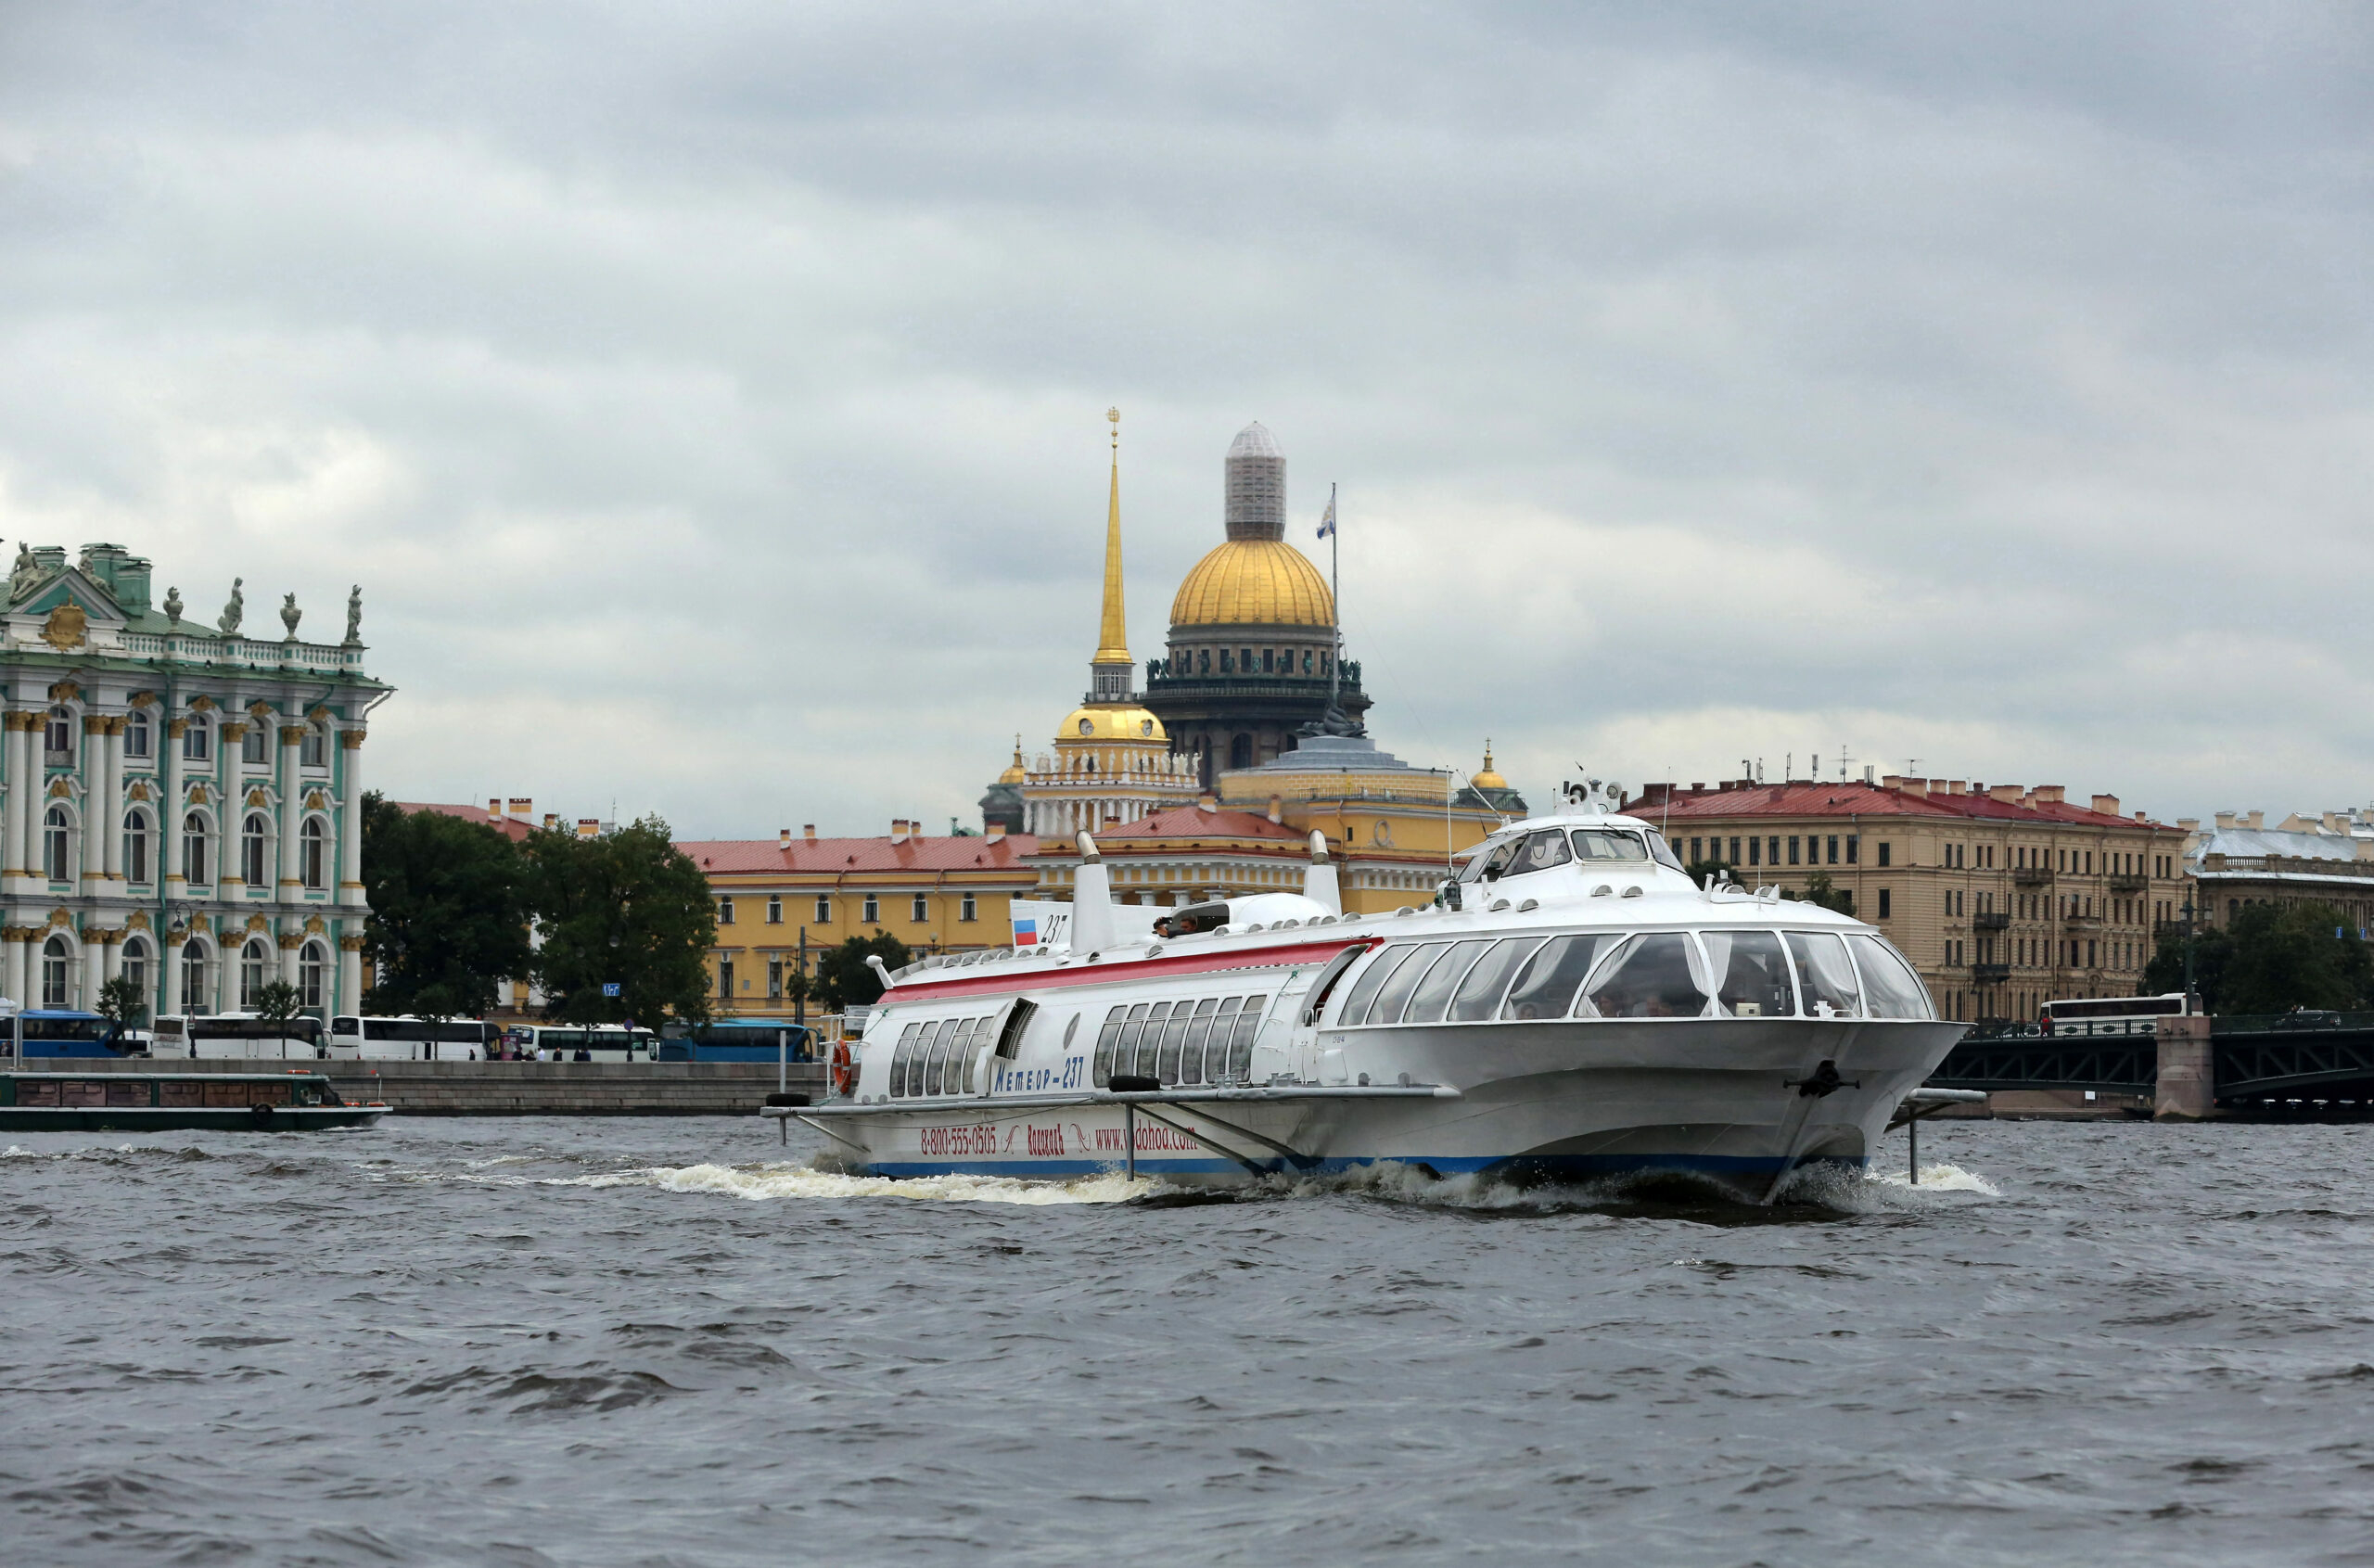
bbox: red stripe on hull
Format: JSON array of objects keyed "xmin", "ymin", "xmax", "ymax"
[{"xmin": 884, "ymin": 937, "xmax": 1377, "ymax": 1001}]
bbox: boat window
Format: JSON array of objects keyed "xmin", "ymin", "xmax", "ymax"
[
  {"xmin": 922, "ymin": 1022, "xmax": 948, "ymax": 1096},
  {"xmin": 1500, "ymin": 934, "xmax": 1618, "ymax": 1020},
  {"xmin": 1094, "ymin": 1005, "xmax": 1126, "ymax": 1087},
  {"xmin": 1117, "ymin": 1002, "xmax": 1152, "ymax": 1077},
  {"xmin": 1181, "ymin": 998, "xmax": 1219, "ymax": 1084},
  {"xmin": 1448, "ymin": 937, "xmax": 1544, "ymax": 1022},
  {"xmin": 1334, "ymin": 946, "xmax": 1418, "ymax": 1026},
  {"xmin": 1403, "ymin": 939, "xmax": 1495, "ymax": 1025},
  {"xmin": 1157, "ymin": 1002, "xmax": 1193, "ymax": 1085},
  {"xmin": 1474, "ymin": 836, "xmax": 1525, "ymax": 882},
  {"xmin": 1133, "ymin": 1001, "xmax": 1172, "ymax": 1078},
  {"xmin": 1645, "ymin": 833, "xmax": 1686, "ymax": 872},
  {"xmin": 1847, "ymin": 934, "xmax": 1934, "ymax": 1019},
  {"xmin": 1786, "ymin": 933, "xmax": 1862, "ymax": 1017},
  {"xmin": 1702, "ymin": 931, "xmax": 1795, "ymax": 1018},
  {"xmin": 1366, "ymin": 941, "xmax": 1455, "ymax": 1026},
  {"xmin": 1205, "ymin": 997, "xmax": 1243, "ymax": 1081},
  {"xmin": 1583, "ymin": 934, "xmax": 1711, "ymax": 1019},
  {"xmin": 1569, "ymin": 829, "xmax": 1649, "ymax": 862},
  {"xmin": 907, "ymin": 1021, "xmax": 945, "ymax": 1097},
  {"xmin": 1226, "ymin": 996, "xmax": 1265, "ymax": 1080},
  {"xmin": 1499, "ymin": 831, "xmax": 1572, "ymax": 879}
]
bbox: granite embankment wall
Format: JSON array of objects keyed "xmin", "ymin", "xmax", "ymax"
[{"xmin": 52, "ymin": 1058, "xmax": 826, "ymax": 1115}]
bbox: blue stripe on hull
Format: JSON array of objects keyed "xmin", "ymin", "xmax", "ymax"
[{"xmin": 859, "ymin": 1152, "xmax": 1870, "ymax": 1184}]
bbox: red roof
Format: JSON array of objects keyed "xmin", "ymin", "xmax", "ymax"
[
  {"xmin": 1625, "ymin": 781, "xmax": 2169, "ymax": 831},
  {"xmin": 677, "ymin": 834, "xmax": 1042, "ymax": 875},
  {"xmin": 395, "ymin": 801, "xmax": 533, "ymax": 842},
  {"xmin": 1090, "ymin": 806, "xmax": 1306, "ymax": 844}
]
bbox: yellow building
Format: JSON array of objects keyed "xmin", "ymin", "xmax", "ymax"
[{"xmin": 677, "ymin": 821, "xmax": 1040, "ymax": 1015}]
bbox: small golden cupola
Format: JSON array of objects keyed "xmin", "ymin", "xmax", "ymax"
[
  {"xmin": 998, "ymin": 735, "xmax": 1027, "ymax": 785},
  {"xmin": 1472, "ymin": 742, "xmax": 1508, "ymax": 793}
]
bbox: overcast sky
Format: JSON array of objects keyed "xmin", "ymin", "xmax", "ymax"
[{"xmin": 3, "ymin": 3, "xmax": 2368, "ymax": 837}]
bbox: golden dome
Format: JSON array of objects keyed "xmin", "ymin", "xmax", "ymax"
[
  {"xmin": 1057, "ymin": 705, "xmax": 1167, "ymax": 745},
  {"xmin": 998, "ymin": 736, "xmax": 1027, "ymax": 784},
  {"xmin": 1473, "ymin": 742, "xmax": 1508, "ymax": 792},
  {"xmin": 1169, "ymin": 539, "xmax": 1334, "ymax": 629}
]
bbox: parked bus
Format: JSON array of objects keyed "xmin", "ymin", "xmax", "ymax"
[
  {"xmin": 153, "ymin": 1013, "xmax": 325, "ymax": 1060},
  {"xmin": 326, "ymin": 1015, "xmax": 499, "ymax": 1061},
  {"xmin": 13, "ymin": 1010, "xmax": 134, "ymax": 1059},
  {"xmin": 498, "ymin": 1024, "xmax": 658, "ymax": 1062},
  {"xmin": 656, "ymin": 1020, "xmax": 815, "ymax": 1064},
  {"xmin": 2040, "ymin": 993, "xmax": 2193, "ymax": 1038}
]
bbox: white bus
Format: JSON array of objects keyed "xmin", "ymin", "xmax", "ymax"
[
  {"xmin": 499, "ymin": 1024, "xmax": 658, "ymax": 1062},
  {"xmin": 152, "ymin": 1013, "xmax": 326, "ymax": 1060},
  {"xmin": 326, "ymin": 1015, "xmax": 500, "ymax": 1061},
  {"xmin": 2040, "ymin": 993, "xmax": 2193, "ymax": 1038}
]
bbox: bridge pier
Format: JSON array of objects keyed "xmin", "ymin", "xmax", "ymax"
[{"xmin": 2154, "ymin": 1014, "xmax": 2213, "ymax": 1121}]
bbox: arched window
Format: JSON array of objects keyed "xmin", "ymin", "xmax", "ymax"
[
  {"xmin": 41, "ymin": 935, "xmax": 71, "ymax": 1009},
  {"xmin": 242, "ymin": 813, "xmax": 270, "ymax": 886},
  {"xmin": 181, "ymin": 938, "xmax": 210, "ymax": 1015},
  {"xmin": 121, "ymin": 937, "xmax": 150, "ymax": 1013},
  {"xmin": 124, "ymin": 709, "xmax": 152, "ymax": 759},
  {"xmin": 1229, "ymin": 733, "xmax": 1253, "ymax": 771},
  {"xmin": 299, "ymin": 941, "xmax": 327, "ymax": 1013},
  {"xmin": 239, "ymin": 938, "xmax": 271, "ymax": 1010},
  {"xmin": 300, "ymin": 818, "xmax": 326, "ymax": 889},
  {"xmin": 183, "ymin": 812, "xmax": 210, "ymax": 886},
  {"xmin": 43, "ymin": 805, "xmax": 70, "ymax": 883},
  {"xmin": 183, "ymin": 715, "xmax": 211, "ymax": 762},
  {"xmin": 124, "ymin": 808, "xmax": 151, "ymax": 886},
  {"xmin": 45, "ymin": 707, "xmax": 73, "ymax": 758},
  {"xmin": 300, "ymin": 724, "xmax": 327, "ymax": 768}
]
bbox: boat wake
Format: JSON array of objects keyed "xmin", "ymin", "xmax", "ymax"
[{"xmin": 551, "ymin": 1161, "xmax": 1155, "ymax": 1205}]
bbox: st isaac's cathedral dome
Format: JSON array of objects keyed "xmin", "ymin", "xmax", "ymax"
[{"xmin": 1168, "ymin": 421, "xmax": 1336, "ymax": 629}]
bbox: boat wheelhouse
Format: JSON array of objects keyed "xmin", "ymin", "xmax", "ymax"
[{"xmin": 772, "ymin": 812, "xmax": 1968, "ymax": 1203}]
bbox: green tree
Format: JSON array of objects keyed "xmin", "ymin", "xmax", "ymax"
[
  {"xmin": 812, "ymin": 933, "xmax": 913, "ymax": 1013},
  {"xmin": 525, "ymin": 814, "xmax": 717, "ymax": 1026},
  {"xmin": 95, "ymin": 973, "xmax": 147, "ymax": 1029},
  {"xmin": 1790, "ymin": 871, "xmax": 1856, "ymax": 915},
  {"xmin": 254, "ymin": 978, "xmax": 304, "ymax": 1044},
  {"xmin": 362, "ymin": 793, "xmax": 533, "ymax": 1020},
  {"xmin": 2143, "ymin": 917, "xmax": 2234, "ymax": 1009},
  {"xmin": 2218, "ymin": 900, "xmax": 2373, "ymax": 1014}
]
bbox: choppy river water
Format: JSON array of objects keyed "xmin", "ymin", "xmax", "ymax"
[{"xmin": 6, "ymin": 1116, "xmax": 2374, "ymax": 1566}]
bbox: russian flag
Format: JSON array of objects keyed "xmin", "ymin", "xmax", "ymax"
[{"xmin": 1014, "ymin": 917, "xmax": 1038, "ymax": 948}]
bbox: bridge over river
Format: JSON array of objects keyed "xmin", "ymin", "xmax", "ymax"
[{"xmin": 1929, "ymin": 1013, "xmax": 2374, "ymax": 1118}]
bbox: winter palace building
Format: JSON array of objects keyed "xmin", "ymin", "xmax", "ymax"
[{"xmin": 0, "ymin": 542, "xmax": 389, "ymax": 1020}]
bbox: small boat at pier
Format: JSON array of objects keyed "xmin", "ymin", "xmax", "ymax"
[{"xmin": 0, "ymin": 1070, "xmax": 387, "ymax": 1132}]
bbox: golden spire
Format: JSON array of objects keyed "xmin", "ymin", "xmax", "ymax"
[{"xmin": 1091, "ymin": 406, "xmax": 1130, "ymax": 669}]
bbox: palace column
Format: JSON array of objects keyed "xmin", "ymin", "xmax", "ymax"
[
  {"xmin": 2, "ymin": 926, "xmax": 24, "ymax": 1011},
  {"xmin": 81, "ymin": 714, "xmax": 107, "ymax": 895},
  {"xmin": 338, "ymin": 728, "xmax": 366, "ymax": 906},
  {"xmin": 3, "ymin": 712, "xmax": 31, "ymax": 888},
  {"xmin": 79, "ymin": 923, "xmax": 102, "ymax": 1009},
  {"xmin": 162, "ymin": 720, "xmax": 187, "ymax": 894},
  {"xmin": 338, "ymin": 931, "xmax": 364, "ymax": 1015},
  {"xmin": 277, "ymin": 722, "xmax": 304, "ymax": 899},
  {"xmin": 278, "ymin": 924, "xmax": 301, "ymax": 988},
  {"xmin": 99, "ymin": 717, "xmax": 124, "ymax": 882},
  {"xmin": 159, "ymin": 922, "xmax": 183, "ymax": 1019},
  {"xmin": 101, "ymin": 927, "xmax": 121, "ymax": 987}
]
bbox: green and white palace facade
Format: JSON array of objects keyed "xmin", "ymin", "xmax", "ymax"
[{"xmin": 0, "ymin": 542, "xmax": 389, "ymax": 1019}]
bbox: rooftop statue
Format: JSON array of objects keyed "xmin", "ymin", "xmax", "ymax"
[
  {"xmin": 1295, "ymin": 703, "xmax": 1368, "ymax": 741},
  {"xmin": 8, "ymin": 542, "xmax": 39, "ymax": 604},
  {"xmin": 343, "ymin": 584, "xmax": 362, "ymax": 645},
  {"xmin": 218, "ymin": 577, "xmax": 243, "ymax": 636},
  {"xmin": 163, "ymin": 586, "xmax": 184, "ymax": 627},
  {"xmin": 280, "ymin": 592, "xmax": 301, "ymax": 640}
]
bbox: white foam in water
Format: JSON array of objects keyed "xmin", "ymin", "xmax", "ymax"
[
  {"xmin": 1875, "ymin": 1162, "xmax": 2002, "ymax": 1196},
  {"xmin": 555, "ymin": 1161, "xmax": 1155, "ymax": 1205}
]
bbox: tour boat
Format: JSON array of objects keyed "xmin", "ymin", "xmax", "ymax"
[
  {"xmin": 774, "ymin": 814, "xmax": 1967, "ymax": 1203},
  {"xmin": 0, "ymin": 1070, "xmax": 387, "ymax": 1131}
]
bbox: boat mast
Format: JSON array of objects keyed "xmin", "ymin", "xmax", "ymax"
[{"xmin": 1327, "ymin": 481, "xmax": 1340, "ymax": 712}]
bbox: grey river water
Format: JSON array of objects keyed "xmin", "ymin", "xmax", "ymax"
[{"xmin": 6, "ymin": 1116, "xmax": 2374, "ymax": 1567}]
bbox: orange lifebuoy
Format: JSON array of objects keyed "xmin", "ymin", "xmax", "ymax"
[{"xmin": 829, "ymin": 1039, "xmax": 857, "ymax": 1098}]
